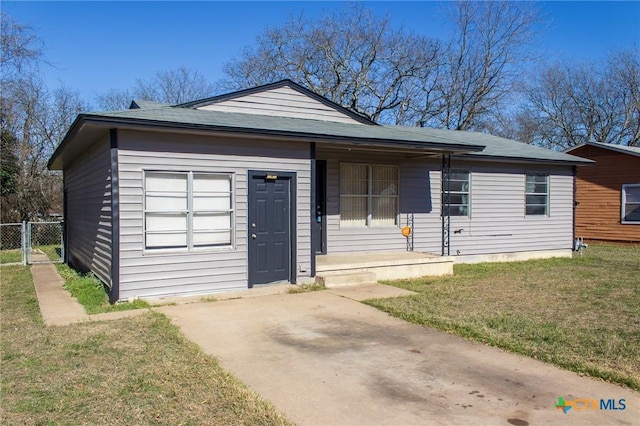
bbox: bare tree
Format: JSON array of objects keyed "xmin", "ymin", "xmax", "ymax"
[
  {"xmin": 0, "ymin": 13, "xmax": 43, "ymax": 82},
  {"xmin": 96, "ymin": 67, "xmax": 216, "ymax": 110},
  {"xmin": 222, "ymin": 4, "xmax": 441, "ymax": 124},
  {"xmin": 95, "ymin": 88, "xmax": 134, "ymax": 111},
  {"xmin": 1, "ymin": 13, "xmax": 88, "ymax": 222},
  {"xmin": 517, "ymin": 48, "xmax": 640, "ymax": 149},
  {"xmin": 2, "ymin": 75, "xmax": 88, "ymax": 222},
  {"xmin": 414, "ymin": 1, "xmax": 542, "ymax": 130}
]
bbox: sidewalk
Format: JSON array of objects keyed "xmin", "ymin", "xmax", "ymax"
[
  {"xmin": 29, "ymin": 253, "xmax": 146, "ymax": 326},
  {"xmin": 30, "ymin": 252, "xmax": 417, "ymax": 327}
]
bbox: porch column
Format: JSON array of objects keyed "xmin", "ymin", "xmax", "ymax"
[
  {"xmin": 441, "ymin": 154, "xmax": 451, "ymax": 256},
  {"xmin": 310, "ymin": 142, "xmax": 317, "ymax": 277}
]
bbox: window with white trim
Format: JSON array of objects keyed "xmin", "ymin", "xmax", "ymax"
[
  {"xmin": 144, "ymin": 171, "xmax": 233, "ymax": 250},
  {"xmin": 622, "ymin": 184, "xmax": 640, "ymax": 223},
  {"xmin": 340, "ymin": 164, "xmax": 398, "ymax": 227},
  {"xmin": 444, "ymin": 170, "xmax": 470, "ymax": 216},
  {"xmin": 525, "ymin": 173, "xmax": 549, "ymax": 216}
]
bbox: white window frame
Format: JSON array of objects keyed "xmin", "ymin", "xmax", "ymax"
[
  {"xmin": 525, "ymin": 173, "xmax": 549, "ymax": 216},
  {"xmin": 444, "ymin": 169, "xmax": 471, "ymax": 217},
  {"xmin": 340, "ymin": 163, "xmax": 399, "ymax": 228},
  {"xmin": 621, "ymin": 184, "xmax": 640, "ymax": 224},
  {"xmin": 143, "ymin": 171, "xmax": 235, "ymax": 251}
]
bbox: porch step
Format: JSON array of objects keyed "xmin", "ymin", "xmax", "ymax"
[
  {"xmin": 315, "ymin": 271, "xmax": 377, "ymax": 288},
  {"xmin": 316, "ymin": 252, "xmax": 454, "ymax": 281}
]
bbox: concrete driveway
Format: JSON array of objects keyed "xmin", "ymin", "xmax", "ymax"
[{"xmin": 157, "ymin": 286, "xmax": 638, "ymax": 425}]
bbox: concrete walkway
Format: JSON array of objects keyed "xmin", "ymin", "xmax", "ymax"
[
  {"xmin": 158, "ymin": 292, "xmax": 639, "ymax": 426},
  {"xmin": 29, "ymin": 253, "xmax": 146, "ymax": 325}
]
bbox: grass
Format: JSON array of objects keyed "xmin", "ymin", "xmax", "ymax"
[
  {"xmin": 366, "ymin": 244, "xmax": 640, "ymax": 390},
  {"xmin": 0, "ymin": 249, "xmax": 22, "ymax": 264},
  {"xmin": 0, "ymin": 264, "xmax": 291, "ymax": 425},
  {"xmin": 39, "ymin": 244, "xmax": 62, "ymax": 262},
  {"xmin": 32, "ymin": 243, "xmax": 148, "ymax": 314},
  {"xmin": 54, "ymin": 263, "xmax": 150, "ymax": 314}
]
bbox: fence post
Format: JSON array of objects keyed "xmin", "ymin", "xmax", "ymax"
[{"xmin": 21, "ymin": 221, "xmax": 26, "ymax": 265}]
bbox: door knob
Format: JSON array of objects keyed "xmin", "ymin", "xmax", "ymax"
[{"xmin": 251, "ymin": 233, "xmax": 257, "ymax": 239}]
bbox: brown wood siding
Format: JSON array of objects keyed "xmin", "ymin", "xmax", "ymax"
[{"xmin": 571, "ymin": 145, "xmax": 640, "ymax": 243}]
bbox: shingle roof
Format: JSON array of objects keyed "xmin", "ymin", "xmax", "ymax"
[
  {"xmin": 386, "ymin": 126, "xmax": 592, "ymax": 164},
  {"xmin": 79, "ymin": 106, "xmax": 488, "ymax": 150},
  {"xmin": 49, "ymin": 87, "xmax": 593, "ymax": 169},
  {"xmin": 566, "ymin": 141, "xmax": 640, "ymax": 158}
]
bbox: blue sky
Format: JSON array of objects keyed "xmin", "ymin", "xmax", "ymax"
[{"xmin": 5, "ymin": 1, "xmax": 640, "ymax": 107}]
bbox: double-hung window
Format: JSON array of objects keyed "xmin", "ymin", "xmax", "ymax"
[
  {"xmin": 622, "ymin": 184, "xmax": 640, "ymax": 223},
  {"xmin": 443, "ymin": 170, "xmax": 470, "ymax": 216},
  {"xmin": 525, "ymin": 173, "xmax": 549, "ymax": 216},
  {"xmin": 340, "ymin": 164, "xmax": 398, "ymax": 227},
  {"xmin": 144, "ymin": 171, "xmax": 233, "ymax": 250}
]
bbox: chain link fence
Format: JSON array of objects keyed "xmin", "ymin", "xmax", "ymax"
[
  {"xmin": 0, "ymin": 223, "xmax": 25, "ymax": 265},
  {"xmin": 28, "ymin": 222, "xmax": 64, "ymax": 263},
  {"xmin": 0, "ymin": 221, "xmax": 63, "ymax": 265}
]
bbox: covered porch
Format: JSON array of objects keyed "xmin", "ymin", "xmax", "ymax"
[{"xmin": 315, "ymin": 251, "xmax": 453, "ymax": 287}]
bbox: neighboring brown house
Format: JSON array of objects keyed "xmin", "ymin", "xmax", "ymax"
[{"xmin": 566, "ymin": 142, "xmax": 640, "ymax": 244}]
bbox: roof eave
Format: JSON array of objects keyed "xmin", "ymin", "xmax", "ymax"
[
  {"xmin": 566, "ymin": 142, "xmax": 640, "ymax": 158},
  {"xmin": 48, "ymin": 114, "xmax": 88, "ymax": 170},
  {"xmin": 55, "ymin": 115, "xmax": 484, "ymax": 158},
  {"xmin": 456, "ymin": 153, "xmax": 594, "ymax": 166}
]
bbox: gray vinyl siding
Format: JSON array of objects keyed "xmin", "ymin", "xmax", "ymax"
[
  {"xmin": 322, "ymin": 149, "xmax": 409, "ymax": 253},
  {"xmin": 320, "ymin": 147, "xmax": 574, "ymax": 256},
  {"xmin": 64, "ymin": 135, "xmax": 112, "ymax": 286},
  {"xmin": 117, "ymin": 130, "xmax": 311, "ymax": 300},
  {"xmin": 196, "ymin": 85, "xmax": 364, "ymax": 125},
  {"xmin": 443, "ymin": 162, "xmax": 574, "ymax": 255}
]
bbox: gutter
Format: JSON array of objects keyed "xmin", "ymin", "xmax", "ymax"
[{"xmin": 455, "ymin": 153, "xmax": 594, "ymax": 166}]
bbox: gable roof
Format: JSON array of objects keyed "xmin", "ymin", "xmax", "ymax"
[
  {"xmin": 48, "ymin": 80, "xmax": 593, "ymax": 170},
  {"xmin": 48, "ymin": 107, "xmax": 487, "ymax": 169},
  {"xmin": 175, "ymin": 80, "xmax": 376, "ymax": 125},
  {"xmin": 566, "ymin": 141, "xmax": 640, "ymax": 158}
]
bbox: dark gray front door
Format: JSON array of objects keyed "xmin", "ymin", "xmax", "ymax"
[{"xmin": 248, "ymin": 172, "xmax": 294, "ymax": 287}]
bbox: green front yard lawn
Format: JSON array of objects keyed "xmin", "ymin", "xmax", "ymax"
[
  {"xmin": 0, "ymin": 249, "xmax": 22, "ymax": 264},
  {"xmin": 366, "ymin": 244, "xmax": 640, "ymax": 390},
  {"xmin": 0, "ymin": 265, "xmax": 290, "ymax": 425}
]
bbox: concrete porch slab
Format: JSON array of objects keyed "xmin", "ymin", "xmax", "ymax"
[
  {"xmin": 328, "ymin": 283, "xmax": 417, "ymax": 301},
  {"xmin": 317, "ymin": 251, "xmax": 454, "ymax": 280}
]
